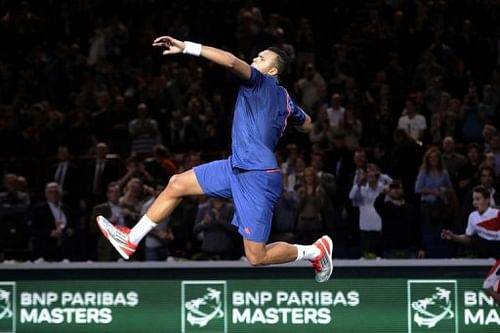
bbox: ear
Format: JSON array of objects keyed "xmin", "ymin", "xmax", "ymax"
[{"xmin": 268, "ymin": 67, "xmax": 279, "ymax": 76}]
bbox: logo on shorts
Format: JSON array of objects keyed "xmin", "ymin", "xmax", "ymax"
[
  {"xmin": 243, "ymin": 227, "xmax": 251, "ymax": 235},
  {"xmin": 181, "ymin": 281, "xmax": 227, "ymax": 333},
  {"xmin": 407, "ymin": 280, "xmax": 457, "ymax": 333},
  {"xmin": 0, "ymin": 282, "xmax": 16, "ymax": 333}
]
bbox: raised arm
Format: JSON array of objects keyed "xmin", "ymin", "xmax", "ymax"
[{"xmin": 153, "ymin": 36, "xmax": 252, "ymax": 80}]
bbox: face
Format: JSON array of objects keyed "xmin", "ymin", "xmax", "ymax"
[
  {"xmin": 45, "ymin": 184, "xmax": 61, "ymax": 203},
  {"xmin": 57, "ymin": 146, "xmax": 69, "ymax": 161},
  {"xmin": 442, "ymin": 138, "xmax": 454, "ymax": 152},
  {"xmin": 366, "ymin": 166, "xmax": 379, "ymax": 182},
  {"xmin": 467, "ymin": 147, "xmax": 480, "ymax": 162},
  {"xmin": 251, "ymin": 50, "xmax": 279, "ymax": 76},
  {"xmin": 354, "ymin": 151, "xmax": 366, "ymax": 167},
  {"xmin": 428, "ymin": 152, "xmax": 440, "ymax": 167},
  {"xmin": 388, "ymin": 185, "xmax": 403, "ymax": 199},
  {"xmin": 480, "ymin": 170, "xmax": 494, "ymax": 187},
  {"xmin": 472, "ymin": 192, "xmax": 489, "ymax": 213},
  {"xmin": 304, "ymin": 168, "xmax": 316, "ymax": 184},
  {"xmin": 96, "ymin": 143, "xmax": 108, "ymax": 159},
  {"xmin": 107, "ymin": 185, "xmax": 121, "ymax": 203}
]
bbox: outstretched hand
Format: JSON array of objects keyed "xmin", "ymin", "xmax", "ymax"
[
  {"xmin": 152, "ymin": 36, "xmax": 185, "ymax": 55},
  {"xmin": 440, "ymin": 229, "xmax": 454, "ymax": 240}
]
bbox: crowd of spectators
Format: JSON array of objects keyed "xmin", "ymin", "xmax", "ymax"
[{"xmin": 1, "ymin": 0, "xmax": 499, "ymax": 262}]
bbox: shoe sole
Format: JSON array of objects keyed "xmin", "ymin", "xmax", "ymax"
[
  {"xmin": 96, "ymin": 216, "xmax": 130, "ymax": 260},
  {"xmin": 315, "ymin": 235, "xmax": 333, "ymax": 283}
]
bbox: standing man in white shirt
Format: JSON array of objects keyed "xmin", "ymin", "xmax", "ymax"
[
  {"xmin": 349, "ymin": 163, "xmax": 392, "ymax": 257},
  {"xmin": 397, "ymin": 96, "xmax": 427, "ymax": 143}
]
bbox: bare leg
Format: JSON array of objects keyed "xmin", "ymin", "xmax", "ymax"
[
  {"xmin": 146, "ymin": 169, "xmax": 204, "ymax": 222},
  {"xmin": 243, "ymin": 239, "xmax": 298, "ymax": 266},
  {"xmin": 486, "ymin": 287, "xmax": 500, "ymax": 304}
]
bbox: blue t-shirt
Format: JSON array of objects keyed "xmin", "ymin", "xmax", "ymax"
[{"xmin": 230, "ymin": 67, "xmax": 306, "ymax": 170}]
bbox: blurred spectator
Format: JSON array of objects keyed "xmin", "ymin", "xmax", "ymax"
[
  {"xmin": 117, "ymin": 156, "xmax": 154, "ymax": 188},
  {"xmin": 0, "ymin": 173, "xmax": 30, "ymax": 260},
  {"xmin": 481, "ymin": 124, "xmax": 497, "ymax": 152},
  {"xmin": 296, "ymin": 167, "xmax": 327, "ymax": 244},
  {"xmin": 193, "ymin": 198, "xmax": 237, "ymax": 260},
  {"xmin": 340, "ymin": 108, "xmax": 363, "ymax": 150},
  {"xmin": 488, "ymin": 133, "xmax": 500, "ymax": 175},
  {"xmin": 50, "ymin": 145, "xmax": 80, "ymax": 209},
  {"xmin": 397, "ymin": 96, "xmax": 427, "ymax": 143},
  {"xmin": 441, "ymin": 136, "xmax": 467, "ymax": 189},
  {"xmin": 85, "ymin": 142, "xmax": 121, "ymax": 205},
  {"xmin": 129, "ymin": 103, "xmax": 161, "ymax": 156},
  {"xmin": 415, "ymin": 147, "xmax": 455, "ymax": 258},
  {"xmin": 144, "ymin": 144, "xmax": 177, "ymax": 184},
  {"xmin": 461, "ymin": 86, "xmax": 485, "ymax": 143},
  {"xmin": 119, "ymin": 178, "xmax": 146, "ymax": 226},
  {"xmin": 309, "ymin": 105, "xmax": 334, "ymax": 147},
  {"xmin": 295, "ymin": 63, "xmax": 326, "ymax": 114},
  {"xmin": 457, "ymin": 143, "xmax": 484, "ymax": 198},
  {"xmin": 326, "ymin": 93, "xmax": 345, "ymax": 131},
  {"xmin": 90, "ymin": 182, "xmax": 125, "ymax": 261},
  {"xmin": 142, "ymin": 184, "xmax": 174, "ymax": 261},
  {"xmin": 271, "ymin": 186, "xmax": 298, "ymax": 244}
]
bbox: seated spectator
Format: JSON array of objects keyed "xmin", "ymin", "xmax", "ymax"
[
  {"xmin": 30, "ymin": 183, "xmax": 77, "ymax": 261},
  {"xmin": 0, "ymin": 173, "xmax": 30, "ymax": 261}
]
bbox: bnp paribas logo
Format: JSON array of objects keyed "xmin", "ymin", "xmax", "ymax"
[
  {"xmin": 181, "ymin": 281, "xmax": 227, "ymax": 333},
  {"xmin": 407, "ymin": 280, "xmax": 458, "ymax": 333},
  {"xmin": 0, "ymin": 282, "xmax": 16, "ymax": 333}
]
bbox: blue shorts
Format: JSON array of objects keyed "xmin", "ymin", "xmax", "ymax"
[{"xmin": 193, "ymin": 158, "xmax": 282, "ymax": 242}]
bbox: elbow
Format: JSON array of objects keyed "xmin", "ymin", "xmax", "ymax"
[{"xmin": 225, "ymin": 52, "xmax": 239, "ymax": 69}]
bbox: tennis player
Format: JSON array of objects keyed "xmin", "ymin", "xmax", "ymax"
[{"xmin": 97, "ymin": 36, "xmax": 333, "ymax": 283}]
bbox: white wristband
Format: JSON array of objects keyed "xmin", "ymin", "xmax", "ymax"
[{"xmin": 183, "ymin": 41, "xmax": 202, "ymax": 56}]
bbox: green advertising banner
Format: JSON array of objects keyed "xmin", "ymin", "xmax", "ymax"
[{"xmin": 0, "ymin": 278, "xmax": 497, "ymax": 333}]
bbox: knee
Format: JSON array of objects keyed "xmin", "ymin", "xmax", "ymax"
[
  {"xmin": 164, "ymin": 175, "xmax": 182, "ymax": 197},
  {"xmin": 245, "ymin": 251, "xmax": 266, "ymax": 266}
]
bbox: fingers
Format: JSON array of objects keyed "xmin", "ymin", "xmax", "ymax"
[
  {"xmin": 153, "ymin": 36, "xmax": 170, "ymax": 44},
  {"xmin": 152, "ymin": 36, "xmax": 173, "ymax": 48}
]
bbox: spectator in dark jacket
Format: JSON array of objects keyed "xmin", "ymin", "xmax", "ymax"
[{"xmin": 374, "ymin": 180, "xmax": 424, "ymax": 258}]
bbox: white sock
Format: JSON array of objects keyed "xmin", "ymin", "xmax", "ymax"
[
  {"xmin": 129, "ymin": 215, "xmax": 157, "ymax": 244},
  {"xmin": 294, "ymin": 244, "xmax": 321, "ymax": 261}
]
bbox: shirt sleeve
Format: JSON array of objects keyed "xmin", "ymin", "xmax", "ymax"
[
  {"xmin": 465, "ymin": 213, "xmax": 475, "ymax": 236},
  {"xmin": 286, "ymin": 94, "xmax": 306, "ymax": 126}
]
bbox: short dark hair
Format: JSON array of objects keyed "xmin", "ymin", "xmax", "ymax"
[
  {"xmin": 472, "ymin": 185, "xmax": 491, "ymax": 199},
  {"xmin": 266, "ymin": 46, "xmax": 290, "ymax": 75}
]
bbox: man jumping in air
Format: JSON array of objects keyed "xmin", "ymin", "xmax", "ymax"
[{"xmin": 97, "ymin": 35, "xmax": 333, "ymax": 283}]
